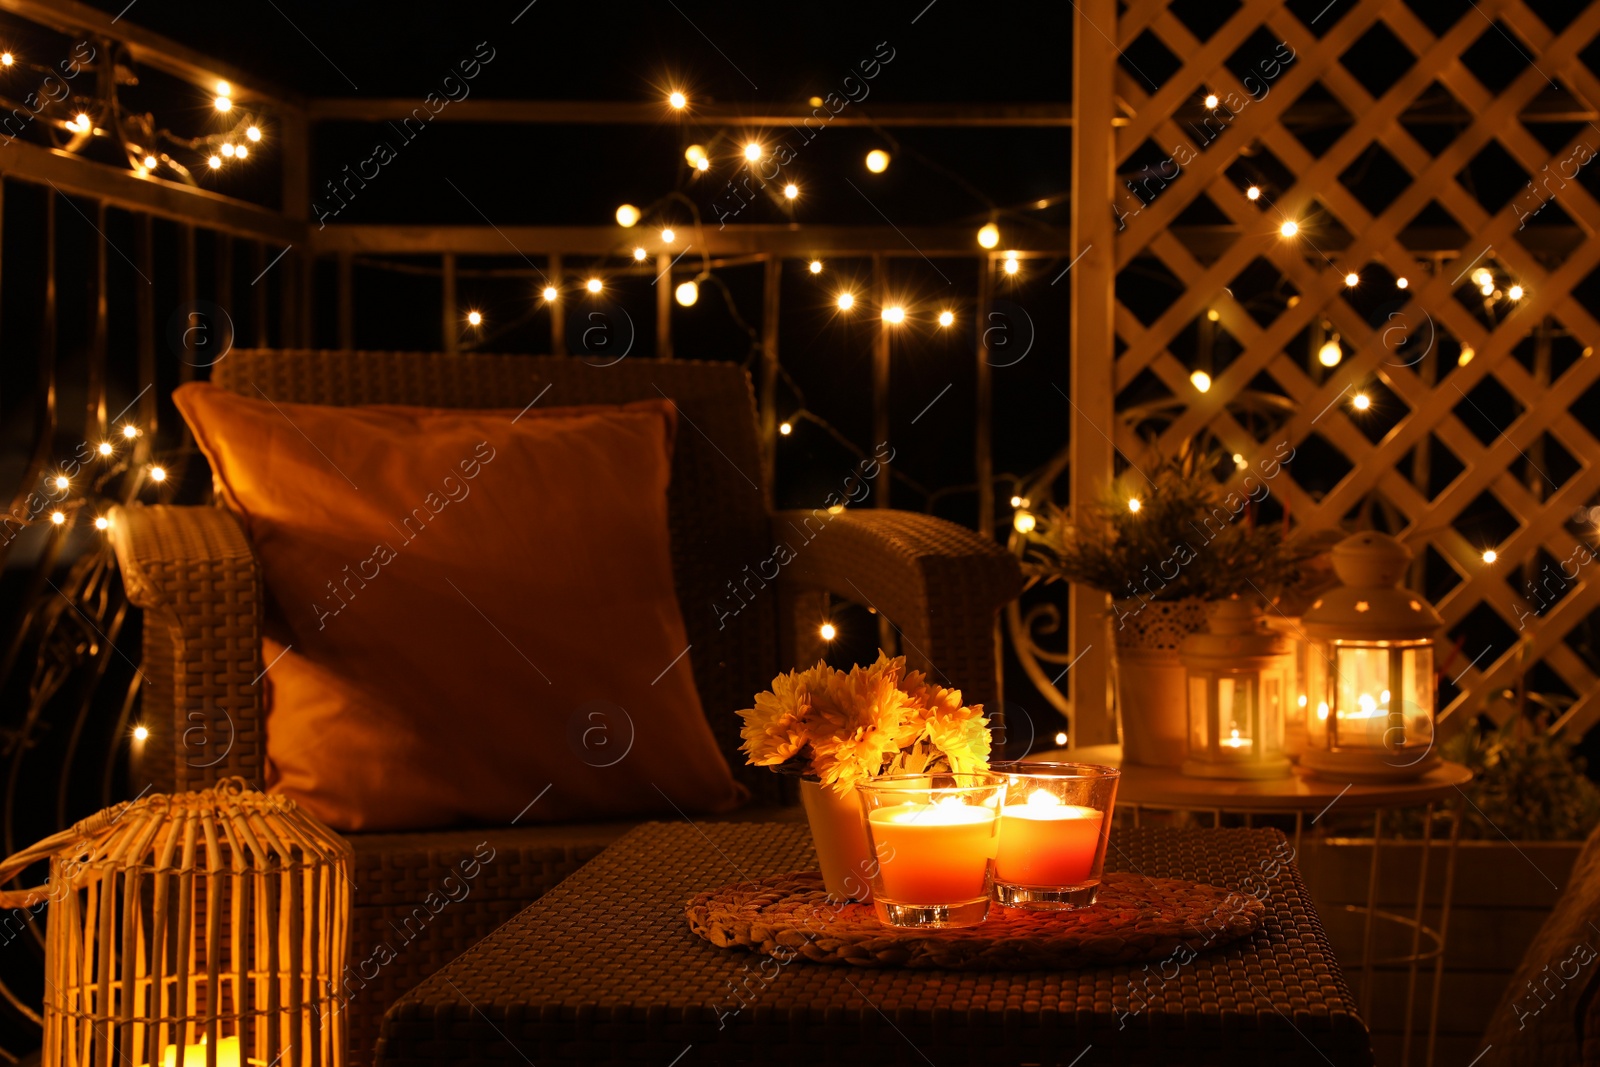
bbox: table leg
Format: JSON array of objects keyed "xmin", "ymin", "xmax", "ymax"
[
  {"xmin": 1400, "ymin": 802, "xmax": 1435, "ymax": 1067},
  {"xmin": 1425, "ymin": 797, "xmax": 1464, "ymax": 1067},
  {"xmin": 1359, "ymin": 807, "xmax": 1383, "ymax": 1021}
]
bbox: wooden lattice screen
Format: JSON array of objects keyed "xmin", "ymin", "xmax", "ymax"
[{"xmin": 1067, "ymin": 0, "xmax": 1600, "ymax": 742}]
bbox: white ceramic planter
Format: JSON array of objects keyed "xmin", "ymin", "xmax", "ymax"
[
  {"xmin": 798, "ymin": 778, "xmax": 875, "ymax": 901},
  {"xmin": 1111, "ymin": 596, "xmax": 1210, "ymax": 768}
]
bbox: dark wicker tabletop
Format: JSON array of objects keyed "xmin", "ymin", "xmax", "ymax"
[{"xmin": 375, "ymin": 821, "xmax": 1371, "ymax": 1067}]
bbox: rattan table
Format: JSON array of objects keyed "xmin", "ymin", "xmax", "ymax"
[{"xmin": 375, "ymin": 821, "xmax": 1372, "ymax": 1066}]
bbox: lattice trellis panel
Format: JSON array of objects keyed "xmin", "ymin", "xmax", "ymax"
[{"xmin": 1077, "ymin": 0, "xmax": 1600, "ymax": 733}]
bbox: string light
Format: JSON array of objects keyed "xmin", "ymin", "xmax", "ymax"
[
  {"xmin": 675, "ymin": 280, "xmax": 699, "ymax": 306},
  {"xmin": 1128, "ymin": 498, "xmax": 1142, "ymax": 513},
  {"xmin": 1203, "ymin": 93, "xmax": 1219, "ymax": 109},
  {"xmin": 1352, "ymin": 392, "xmax": 1371, "ymax": 410},
  {"xmin": 1318, "ymin": 338, "xmax": 1342, "ymax": 367},
  {"xmin": 0, "ymin": 53, "xmax": 12, "ymax": 66},
  {"xmin": 1480, "ymin": 281, "xmax": 1495, "ymax": 297},
  {"xmin": 221, "ymin": 143, "xmax": 236, "ymax": 157},
  {"xmin": 836, "ymin": 292, "xmax": 855, "ymax": 311},
  {"xmin": 660, "ymin": 227, "xmax": 676, "ymax": 244},
  {"xmin": 1054, "ymin": 731, "xmax": 1069, "ymax": 747},
  {"xmin": 235, "ymin": 145, "xmax": 248, "ymax": 159},
  {"xmin": 808, "ymin": 260, "xmax": 823, "ymax": 274},
  {"xmin": 1395, "ymin": 276, "xmax": 1408, "ymax": 289},
  {"xmin": 585, "ymin": 278, "xmax": 603, "ymax": 293},
  {"xmin": 1472, "ymin": 268, "xmax": 1493, "ymax": 288},
  {"xmin": 633, "ymin": 247, "xmax": 648, "ymax": 261},
  {"xmin": 1344, "ymin": 272, "xmax": 1359, "ymax": 287},
  {"xmin": 207, "ymin": 155, "xmax": 222, "ymax": 169},
  {"xmin": 1233, "ymin": 453, "xmax": 1247, "ymax": 469},
  {"xmin": 98, "ymin": 442, "xmax": 114, "ymax": 456},
  {"xmin": 865, "ymin": 149, "xmax": 890, "ymax": 173},
  {"xmin": 214, "ymin": 95, "xmax": 232, "ymax": 112},
  {"xmin": 668, "ymin": 90, "xmax": 687, "ymax": 110},
  {"xmin": 53, "ymin": 475, "xmax": 69, "ymax": 490},
  {"xmin": 977, "ymin": 223, "xmax": 1000, "ymax": 249},
  {"xmin": 122, "ymin": 425, "xmax": 138, "ymax": 438},
  {"xmin": 819, "ymin": 622, "xmax": 837, "ymax": 641},
  {"xmin": 1483, "ymin": 549, "xmax": 1498, "ymax": 563},
  {"xmin": 95, "ymin": 516, "xmax": 110, "ymax": 530},
  {"xmin": 1206, "ymin": 308, "xmax": 1220, "ymax": 322},
  {"xmin": 68, "ymin": 113, "xmax": 90, "ymax": 132},
  {"xmin": 149, "ymin": 466, "xmax": 167, "ymax": 482},
  {"xmin": 779, "ymin": 421, "xmax": 793, "ymax": 435},
  {"xmin": 246, "ymin": 125, "xmax": 261, "ymax": 142},
  {"xmin": 744, "ymin": 142, "xmax": 763, "ymax": 162},
  {"xmin": 542, "ymin": 285, "xmax": 559, "ymax": 302},
  {"xmin": 615, "ymin": 204, "xmax": 640, "ymax": 227},
  {"xmin": 1508, "ymin": 284, "xmax": 1524, "ymax": 300},
  {"xmin": 783, "ymin": 183, "xmax": 799, "ymax": 200},
  {"xmin": 215, "ymin": 81, "xmax": 231, "ymax": 96},
  {"xmin": 1190, "ymin": 370, "xmax": 1212, "ymax": 392},
  {"xmin": 132, "ymin": 725, "xmax": 149, "ymax": 741},
  {"xmin": 882, "ymin": 306, "xmax": 906, "ymax": 324},
  {"xmin": 143, "ymin": 155, "xmax": 159, "ymax": 169},
  {"xmin": 1458, "ymin": 345, "xmax": 1475, "ymax": 367},
  {"xmin": 50, "ymin": 511, "xmax": 65, "ymax": 525},
  {"xmin": 1279, "ymin": 220, "xmax": 1299, "ymax": 237},
  {"xmin": 685, "ymin": 144, "xmax": 706, "ymax": 167},
  {"xmin": 938, "ymin": 310, "xmax": 955, "ymax": 327},
  {"xmin": 695, "ymin": 158, "xmax": 709, "ymax": 171},
  {"xmin": 1013, "ymin": 510, "xmax": 1036, "ymax": 533},
  {"xmin": 1003, "ymin": 253, "xmax": 1019, "ymax": 275},
  {"xmin": 466, "ymin": 310, "xmax": 482, "ymax": 326},
  {"xmin": 1009, "ymin": 495, "xmax": 1024, "ymax": 507},
  {"xmin": 1246, "ymin": 186, "xmax": 1261, "ymax": 200}
]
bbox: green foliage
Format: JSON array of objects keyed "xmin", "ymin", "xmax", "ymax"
[
  {"xmin": 1444, "ymin": 715, "xmax": 1600, "ymax": 841},
  {"xmin": 1024, "ymin": 444, "xmax": 1304, "ymax": 603}
]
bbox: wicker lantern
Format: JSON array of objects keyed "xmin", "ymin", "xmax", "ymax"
[
  {"xmin": 1179, "ymin": 599, "xmax": 1294, "ymax": 779},
  {"xmin": 0, "ymin": 779, "xmax": 352, "ymax": 1067},
  {"xmin": 1302, "ymin": 532, "xmax": 1442, "ymax": 781}
]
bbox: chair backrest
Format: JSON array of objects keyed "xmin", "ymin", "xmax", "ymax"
[{"xmin": 212, "ymin": 350, "xmax": 780, "ymax": 797}]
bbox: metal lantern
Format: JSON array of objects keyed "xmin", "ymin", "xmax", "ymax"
[
  {"xmin": 0, "ymin": 779, "xmax": 353, "ymax": 1067},
  {"xmin": 1263, "ymin": 613, "xmax": 1312, "ymax": 759},
  {"xmin": 1180, "ymin": 599, "xmax": 1294, "ymax": 780},
  {"xmin": 1302, "ymin": 532, "xmax": 1442, "ymax": 781}
]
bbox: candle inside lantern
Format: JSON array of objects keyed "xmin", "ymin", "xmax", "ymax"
[
  {"xmin": 994, "ymin": 789, "xmax": 1103, "ymax": 887},
  {"xmin": 1219, "ymin": 727, "xmax": 1253, "ymax": 753},
  {"xmin": 867, "ymin": 795, "xmax": 998, "ymax": 904},
  {"xmin": 153, "ymin": 1035, "xmax": 247, "ymax": 1067}
]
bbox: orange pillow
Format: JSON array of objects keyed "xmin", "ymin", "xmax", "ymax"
[{"xmin": 173, "ymin": 382, "xmax": 746, "ymax": 830}]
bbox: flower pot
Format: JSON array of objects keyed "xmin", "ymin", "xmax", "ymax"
[
  {"xmin": 799, "ymin": 778, "xmax": 875, "ymax": 901},
  {"xmin": 1110, "ymin": 596, "xmax": 1211, "ymax": 768}
]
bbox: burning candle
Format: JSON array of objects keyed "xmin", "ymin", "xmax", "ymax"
[
  {"xmin": 1219, "ymin": 727, "xmax": 1253, "ymax": 754},
  {"xmin": 153, "ymin": 1035, "xmax": 246, "ymax": 1067},
  {"xmin": 868, "ymin": 795, "xmax": 997, "ymax": 903},
  {"xmin": 995, "ymin": 789, "xmax": 1103, "ymax": 886}
]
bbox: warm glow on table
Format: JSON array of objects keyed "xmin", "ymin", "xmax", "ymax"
[
  {"xmin": 868, "ymin": 797, "xmax": 997, "ymax": 904},
  {"xmin": 994, "ymin": 790, "xmax": 1103, "ymax": 886}
]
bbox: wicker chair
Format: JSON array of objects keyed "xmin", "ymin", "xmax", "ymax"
[{"xmin": 108, "ymin": 350, "xmax": 1023, "ymax": 1065}]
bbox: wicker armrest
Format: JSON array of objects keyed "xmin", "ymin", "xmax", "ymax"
[
  {"xmin": 109, "ymin": 504, "xmax": 265, "ymax": 791},
  {"xmin": 772, "ymin": 508, "xmax": 1021, "ymax": 707}
]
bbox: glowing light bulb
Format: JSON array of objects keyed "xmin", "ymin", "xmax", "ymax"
[
  {"xmin": 1318, "ymin": 339, "xmax": 1342, "ymax": 367},
  {"xmin": 143, "ymin": 155, "xmax": 159, "ymax": 169},
  {"xmin": 53, "ymin": 475, "xmax": 69, "ymax": 490},
  {"xmin": 1480, "ymin": 282, "xmax": 1494, "ymax": 297},
  {"xmin": 1317, "ymin": 701, "xmax": 1329, "ymax": 720},
  {"xmin": 1013, "ymin": 510, "xmax": 1036, "ymax": 533},
  {"xmin": 1352, "ymin": 392, "xmax": 1371, "ymax": 410},
  {"xmin": 1203, "ymin": 93, "xmax": 1219, "ymax": 108},
  {"xmin": 865, "ymin": 149, "xmax": 890, "ymax": 173},
  {"xmin": 1246, "ymin": 185, "xmax": 1261, "ymax": 200},
  {"xmin": 1003, "ymin": 256, "xmax": 1019, "ymax": 275},
  {"xmin": 1508, "ymin": 284, "xmax": 1524, "ymax": 300},
  {"xmin": 1010, "ymin": 495, "xmax": 1023, "ymax": 507},
  {"xmin": 668, "ymin": 91, "xmax": 687, "ymax": 110},
  {"xmin": 221, "ymin": 143, "xmax": 235, "ymax": 157},
  {"xmin": 744, "ymin": 142, "xmax": 763, "ymax": 162},
  {"xmin": 1206, "ymin": 308, "xmax": 1220, "ymax": 322},
  {"xmin": 1233, "ymin": 453, "xmax": 1246, "ymax": 469},
  {"xmin": 675, "ymin": 280, "xmax": 699, "ymax": 307},
  {"xmin": 1344, "ymin": 272, "xmax": 1359, "ymax": 287},
  {"xmin": 660, "ymin": 228, "xmax": 676, "ymax": 244},
  {"xmin": 132, "ymin": 725, "xmax": 149, "ymax": 741},
  {"xmin": 1298, "ymin": 694, "xmax": 1308, "ymax": 707},
  {"xmin": 95, "ymin": 516, "xmax": 110, "ymax": 531},
  {"xmin": 466, "ymin": 310, "xmax": 482, "ymax": 326},
  {"xmin": 235, "ymin": 145, "xmax": 248, "ymax": 159},
  {"xmin": 938, "ymin": 310, "xmax": 954, "ymax": 327},
  {"xmin": 779, "ymin": 421, "xmax": 793, "ymax": 436},
  {"xmin": 1396, "ymin": 276, "xmax": 1409, "ymax": 289},
  {"xmin": 246, "ymin": 125, "xmax": 261, "ymax": 142},
  {"xmin": 783, "ymin": 183, "xmax": 799, "ymax": 200},
  {"xmin": 214, "ymin": 95, "xmax": 232, "ymax": 112},
  {"xmin": 542, "ymin": 286, "xmax": 559, "ymax": 302},
  {"xmin": 1472, "ymin": 268, "xmax": 1493, "ymax": 288},
  {"xmin": 122, "ymin": 425, "xmax": 138, "ymax": 438},
  {"xmin": 633, "ymin": 247, "xmax": 648, "ymax": 261},
  {"xmin": 0, "ymin": 53, "xmax": 12, "ymax": 66},
  {"xmin": 615, "ymin": 204, "xmax": 640, "ymax": 227},
  {"xmin": 808, "ymin": 260, "xmax": 823, "ymax": 274},
  {"xmin": 1190, "ymin": 369, "xmax": 1212, "ymax": 392},
  {"xmin": 208, "ymin": 155, "xmax": 222, "ymax": 169},
  {"xmin": 1483, "ymin": 549, "xmax": 1498, "ymax": 563},
  {"xmin": 50, "ymin": 511, "xmax": 65, "ymax": 525},
  {"xmin": 1128, "ymin": 498, "xmax": 1142, "ymax": 513},
  {"xmin": 1054, "ymin": 731, "xmax": 1069, "ymax": 746},
  {"xmin": 70, "ymin": 112, "xmax": 90, "ymax": 131},
  {"xmin": 882, "ymin": 306, "xmax": 905, "ymax": 324},
  {"xmin": 215, "ymin": 81, "xmax": 231, "ymax": 96},
  {"xmin": 819, "ymin": 622, "xmax": 837, "ymax": 641},
  {"xmin": 836, "ymin": 292, "xmax": 855, "ymax": 311},
  {"xmin": 149, "ymin": 466, "xmax": 167, "ymax": 482},
  {"xmin": 1279, "ymin": 220, "xmax": 1299, "ymax": 237},
  {"xmin": 695, "ymin": 158, "xmax": 709, "ymax": 171},
  {"xmin": 98, "ymin": 441, "xmax": 114, "ymax": 456},
  {"xmin": 1458, "ymin": 345, "xmax": 1475, "ymax": 367},
  {"xmin": 685, "ymin": 144, "xmax": 706, "ymax": 166},
  {"xmin": 977, "ymin": 223, "xmax": 1000, "ymax": 249},
  {"xmin": 585, "ymin": 278, "xmax": 603, "ymax": 294}
]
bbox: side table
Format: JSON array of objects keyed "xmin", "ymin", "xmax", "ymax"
[{"xmin": 1037, "ymin": 745, "xmax": 1471, "ymax": 1067}]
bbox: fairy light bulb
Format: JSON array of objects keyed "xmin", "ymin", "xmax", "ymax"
[
  {"xmin": 1013, "ymin": 510, "xmax": 1036, "ymax": 533},
  {"xmin": 122, "ymin": 425, "xmax": 138, "ymax": 438},
  {"xmin": 143, "ymin": 155, "xmax": 158, "ymax": 169},
  {"xmin": 214, "ymin": 95, "xmax": 232, "ymax": 112},
  {"xmin": 779, "ymin": 421, "xmax": 793, "ymax": 435},
  {"xmin": 1233, "ymin": 453, "xmax": 1247, "ymax": 469},
  {"xmin": 215, "ymin": 81, "xmax": 231, "ymax": 96},
  {"xmin": 50, "ymin": 511, "xmax": 65, "ymax": 525},
  {"xmin": 695, "ymin": 157, "xmax": 709, "ymax": 171},
  {"xmin": 783, "ymin": 183, "xmax": 799, "ymax": 200},
  {"xmin": 660, "ymin": 228, "xmax": 675, "ymax": 244},
  {"xmin": 220, "ymin": 143, "xmax": 235, "ymax": 157},
  {"xmin": 819, "ymin": 622, "xmax": 837, "ymax": 641},
  {"xmin": 1318, "ymin": 339, "xmax": 1342, "ymax": 367},
  {"xmin": 246, "ymin": 125, "xmax": 261, "ymax": 142},
  {"xmin": 1190, "ymin": 369, "xmax": 1212, "ymax": 392},
  {"xmin": 235, "ymin": 145, "xmax": 248, "ymax": 159},
  {"xmin": 1508, "ymin": 284, "xmax": 1524, "ymax": 300},
  {"xmin": 1054, "ymin": 731, "xmax": 1069, "ymax": 746},
  {"xmin": 615, "ymin": 204, "xmax": 640, "ymax": 227},
  {"xmin": 1480, "ymin": 281, "xmax": 1495, "ymax": 297},
  {"xmin": 1203, "ymin": 93, "xmax": 1219, "ymax": 108},
  {"xmin": 685, "ymin": 144, "xmax": 706, "ymax": 166},
  {"xmin": 675, "ymin": 280, "xmax": 699, "ymax": 307},
  {"xmin": 1246, "ymin": 186, "xmax": 1261, "ymax": 200},
  {"xmin": 633, "ymin": 247, "xmax": 648, "ymax": 261},
  {"xmin": 585, "ymin": 278, "xmax": 603, "ymax": 294},
  {"xmin": 808, "ymin": 260, "xmax": 823, "ymax": 274},
  {"xmin": 1344, "ymin": 272, "xmax": 1359, "ymax": 287},
  {"xmin": 744, "ymin": 142, "xmax": 763, "ymax": 162},
  {"xmin": 882, "ymin": 306, "xmax": 905, "ymax": 324},
  {"xmin": 1003, "ymin": 254, "xmax": 1019, "ymax": 275},
  {"xmin": 95, "ymin": 516, "xmax": 110, "ymax": 531},
  {"xmin": 1128, "ymin": 498, "xmax": 1142, "ymax": 513},
  {"xmin": 1472, "ymin": 268, "xmax": 1493, "ymax": 288},
  {"xmin": 466, "ymin": 310, "xmax": 482, "ymax": 326},
  {"xmin": 977, "ymin": 223, "xmax": 1000, "ymax": 249},
  {"xmin": 542, "ymin": 286, "xmax": 559, "ymax": 302},
  {"xmin": 1352, "ymin": 392, "xmax": 1371, "ymax": 410},
  {"xmin": 938, "ymin": 310, "xmax": 955, "ymax": 327},
  {"xmin": 668, "ymin": 91, "xmax": 687, "ymax": 110},
  {"xmin": 0, "ymin": 53, "xmax": 12, "ymax": 66},
  {"xmin": 865, "ymin": 149, "xmax": 890, "ymax": 173},
  {"xmin": 1279, "ymin": 220, "xmax": 1299, "ymax": 237},
  {"xmin": 1458, "ymin": 345, "xmax": 1475, "ymax": 367},
  {"xmin": 132, "ymin": 724, "xmax": 148, "ymax": 740},
  {"xmin": 836, "ymin": 292, "xmax": 855, "ymax": 311},
  {"xmin": 53, "ymin": 475, "xmax": 69, "ymax": 490},
  {"xmin": 1396, "ymin": 276, "xmax": 1409, "ymax": 289},
  {"xmin": 98, "ymin": 441, "xmax": 113, "ymax": 456},
  {"xmin": 149, "ymin": 466, "xmax": 167, "ymax": 482},
  {"xmin": 1483, "ymin": 549, "xmax": 1498, "ymax": 563},
  {"xmin": 208, "ymin": 155, "xmax": 222, "ymax": 169}
]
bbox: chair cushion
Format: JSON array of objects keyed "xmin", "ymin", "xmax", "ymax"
[{"xmin": 174, "ymin": 383, "xmax": 746, "ymax": 830}]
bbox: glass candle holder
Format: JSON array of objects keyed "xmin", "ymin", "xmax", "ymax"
[
  {"xmin": 856, "ymin": 772, "xmax": 1007, "ymax": 928},
  {"xmin": 989, "ymin": 762, "xmax": 1119, "ymax": 909}
]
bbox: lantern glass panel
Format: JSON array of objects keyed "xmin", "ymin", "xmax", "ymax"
[
  {"xmin": 1217, "ymin": 675, "xmax": 1255, "ymax": 759},
  {"xmin": 1317, "ymin": 639, "xmax": 1434, "ymax": 761},
  {"xmin": 1189, "ymin": 676, "xmax": 1210, "ymax": 752}
]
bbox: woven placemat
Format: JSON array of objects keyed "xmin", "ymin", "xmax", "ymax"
[{"xmin": 686, "ymin": 870, "xmax": 1266, "ymax": 969}]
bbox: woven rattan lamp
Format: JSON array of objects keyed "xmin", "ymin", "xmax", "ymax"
[{"xmin": 0, "ymin": 779, "xmax": 352, "ymax": 1067}]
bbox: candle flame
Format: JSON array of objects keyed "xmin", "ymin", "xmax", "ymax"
[{"xmin": 1027, "ymin": 789, "xmax": 1062, "ymax": 808}]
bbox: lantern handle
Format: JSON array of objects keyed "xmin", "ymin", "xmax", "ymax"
[{"xmin": 0, "ymin": 796, "xmax": 155, "ymax": 907}]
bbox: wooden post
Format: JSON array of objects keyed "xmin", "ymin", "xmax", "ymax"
[
  {"xmin": 656, "ymin": 253, "xmax": 674, "ymax": 360},
  {"xmin": 760, "ymin": 256, "xmax": 781, "ymax": 504},
  {"xmin": 549, "ymin": 253, "xmax": 565, "ymax": 355},
  {"xmin": 872, "ymin": 252, "xmax": 890, "ymax": 508},
  {"xmin": 442, "ymin": 252, "xmax": 458, "ymax": 354},
  {"xmin": 1068, "ymin": 0, "xmax": 1119, "ymax": 747},
  {"xmin": 337, "ymin": 253, "xmax": 353, "ymax": 349}
]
